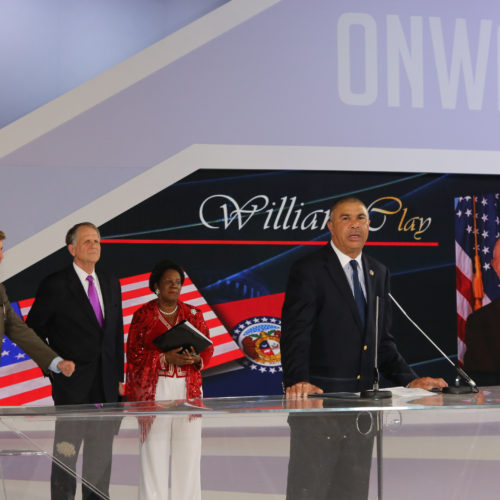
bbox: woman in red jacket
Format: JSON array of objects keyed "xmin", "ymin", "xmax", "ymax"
[{"xmin": 126, "ymin": 259, "xmax": 213, "ymax": 500}]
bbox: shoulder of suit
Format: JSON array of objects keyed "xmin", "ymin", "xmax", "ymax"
[
  {"xmin": 93, "ymin": 269, "xmax": 121, "ymax": 289},
  {"xmin": 38, "ymin": 267, "xmax": 73, "ymax": 285},
  {"xmin": 469, "ymin": 298, "xmax": 500, "ymax": 319},
  {"xmin": 95, "ymin": 268, "xmax": 119, "ymax": 281},
  {"xmin": 0, "ymin": 283, "xmax": 6, "ymax": 299}
]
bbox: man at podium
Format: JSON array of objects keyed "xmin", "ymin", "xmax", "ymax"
[
  {"xmin": 281, "ymin": 197, "xmax": 446, "ymax": 499},
  {"xmin": 281, "ymin": 196, "xmax": 446, "ymax": 396}
]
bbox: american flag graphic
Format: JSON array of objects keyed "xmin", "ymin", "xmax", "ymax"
[
  {"xmin": 0, "ymin": 272, "xmax": 243, "ymax": 406},
  {"xmin": 455, "ymin": 193, "xmax": 500, "ymax": 364}
]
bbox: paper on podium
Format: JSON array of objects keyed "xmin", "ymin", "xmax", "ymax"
[
  {"xmin": 310, "ymin": 387, "xmax": 440, "ymax": 401},
  {"xmin": 386, "ymin": 386, "xmax": 440, "ymax": 399}
]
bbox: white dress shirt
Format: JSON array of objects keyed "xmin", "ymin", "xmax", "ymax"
[
  {"xmin": 73, "ymin": 262, "xmax": 105, "ymax": 318},
  {"xmin": 330, "ymin": 240, "xmax": 367, "ymax": 300}
]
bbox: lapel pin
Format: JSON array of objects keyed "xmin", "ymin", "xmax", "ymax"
[{"xmin": 369, "ymin": 269, "xmax": 374, "ymax": 276}]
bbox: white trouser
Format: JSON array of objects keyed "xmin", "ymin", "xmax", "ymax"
[{"xmin": 138, "ymin": 377, "xmax": 202, "ymax": 500}]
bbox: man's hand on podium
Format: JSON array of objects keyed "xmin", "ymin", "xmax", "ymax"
[
  {"xmin": 408, "ymin": 377, "xmax": 448, "ymax": 391},
  {"xmin": 286, "ymin": 382, "xmax": 323, "ymax": 399}
]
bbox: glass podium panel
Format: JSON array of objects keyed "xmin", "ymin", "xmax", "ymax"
[{"xmin": 0, "ymin": 388, "xmax": 499, "ymax": 499}]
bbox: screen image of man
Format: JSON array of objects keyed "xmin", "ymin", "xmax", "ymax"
[
  {"xmin": 464, "ymin": 237, "xmax": 500, "ymax": 386},
  {"xmin": 27, "ymin": 222, "xmax": 124, "ymax": 500},
  {"xmin": 0, "ymin": 231, "xmax": 75, "ymax": 379},
  {"xmin": 281, "ymin": 197, "xmax": 447, "ymax": 499}
]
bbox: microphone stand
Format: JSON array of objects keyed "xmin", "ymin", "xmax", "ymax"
[
  {"xmin": 357, "ymin": 297, "xmax": 389, "ymax": 500},
  {"xmin": 360, "ymin": 297, "xmax": 392, "ymax": 400},
  {"xmin": 389, "ymin": 293, "xmax": 478, "ymax": 394}
]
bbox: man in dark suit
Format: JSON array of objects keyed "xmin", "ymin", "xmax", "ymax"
[
  {"xmin": 281, "ymin": 197, "xmax": 446, "ymax": 499},
  {"xmin": 282, "ymin": 196, "xmax": 446, "ymax": 396},
  {"xmin": 464, "ymin": 237, "xmax": 500, "ymax": 386},
  {"xmin": 27, "ymin": 222, "xmax": 124, "ymax": 500},
  {"xmin": 0, "ymin": 230, "xmax": 75, "ymax": 378}
]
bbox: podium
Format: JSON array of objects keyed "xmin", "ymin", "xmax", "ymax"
[{"xmin": 0, "ymin": 388, "xmax": 498, "ymax": 498}]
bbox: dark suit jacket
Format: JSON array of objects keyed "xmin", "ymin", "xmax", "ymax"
[
  {"xmin": 281, "ymin": 243, "xmax": 416, "ymax": 393},
  {"xmin": 26, "ymin": 266, "xmax": 124, "ymax": 405},
  {"xmin": 463, "ymin": 298, "xmax": 500, "ymax": 385},
  {"xmin": 0, "ymin": 284, "xmax": 58, "ymax": 373}
]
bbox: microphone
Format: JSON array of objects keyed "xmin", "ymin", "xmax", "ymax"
[
  {"xmin": 389, "ymin": 293, "xmax": 478, "ymax": 394},
  {"xmin": 360, "ymin": 296, "xmax": 392, "ymax": 399}
]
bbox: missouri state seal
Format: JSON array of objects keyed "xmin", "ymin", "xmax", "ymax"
[{"xmin": 232, "ymin": 316, "xmax": 282, "ymax": 373}]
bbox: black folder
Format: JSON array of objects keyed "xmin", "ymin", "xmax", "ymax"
[{"xmin": 152, "ymin": 320, "xmax": 213, "ymax": 354}]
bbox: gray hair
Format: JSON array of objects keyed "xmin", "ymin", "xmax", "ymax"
[{"xmin": 65, "ymin": 222, "xmax": 100, "ymax": 246}]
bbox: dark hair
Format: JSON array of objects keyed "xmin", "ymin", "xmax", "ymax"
[
  {"xmin": 329, "ymin": 196, "xmax": 366, "ymax": 218},
  {"xmin": 149, "ymin": 260, "xmax": 185, "ymax": 293},
  {"xmin": 0, "ymin": 231, "xmax": 5, "ymax": 241},
  {"xmin": 65, "ymin": 222, "xmax": 100, "ymax": 246}
]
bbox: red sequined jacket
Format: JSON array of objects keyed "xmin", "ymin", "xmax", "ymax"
[{"xmin": 125, "ymin": 299, "xmax": 213, "ymax": 402}]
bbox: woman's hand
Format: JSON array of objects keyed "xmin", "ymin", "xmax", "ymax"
[
  {"xmin": 184, "ymin": 346, "xmax": 201, "ymax": 367},
  {"xmin": 163, "ymin": 346, "xmax": 201, "ymax": 367}
]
